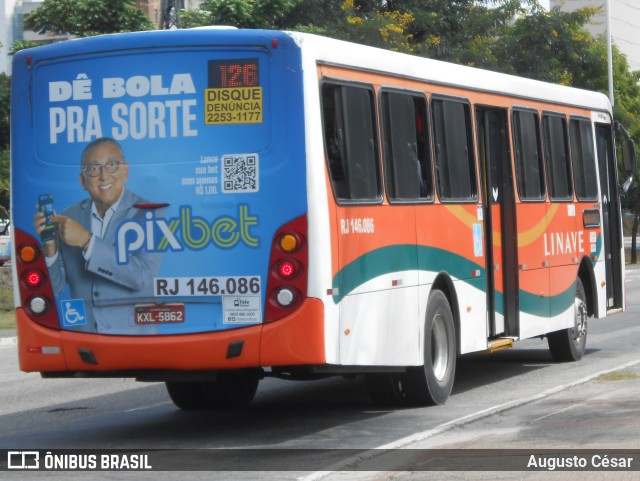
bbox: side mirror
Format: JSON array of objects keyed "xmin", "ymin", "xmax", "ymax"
[
  {"xmin": 615, "ymin": 122, "xmax": 637, "ymax": 193},
  {"xmin": 622, "ymin": 138, "xmax": 637, "ymax": 176}
]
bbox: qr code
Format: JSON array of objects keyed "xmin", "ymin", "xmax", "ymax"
[{"xmin": 222, "ymin": 154, "xmax": 259, "ymax": 193}]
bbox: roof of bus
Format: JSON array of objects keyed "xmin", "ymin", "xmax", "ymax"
[
  {"xmin": 14, "ymin": 28, "xmax": 611, "ymax": 114},
  {"xmin": 288, "ymin": 31, "xmax": 612, "ymax": 114}
]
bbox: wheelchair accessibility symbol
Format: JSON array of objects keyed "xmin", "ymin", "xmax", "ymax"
[{"xmin": 61, "ymin": 299, "xmax": 88, "ymax": 327}]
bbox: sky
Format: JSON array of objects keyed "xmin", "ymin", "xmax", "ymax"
[{"xmin": 540, "ymin": 0, "xmax": 550, "ymax": 9}]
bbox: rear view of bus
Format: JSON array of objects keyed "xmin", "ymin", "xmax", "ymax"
[{"xmin": 11, "ymin": 29, "xmax": 318, "ymax": 408}]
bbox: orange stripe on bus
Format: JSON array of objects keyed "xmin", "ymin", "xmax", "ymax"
[{"xmin": 445, "ymin": 202, "xmax": 560, "ymax": 249}]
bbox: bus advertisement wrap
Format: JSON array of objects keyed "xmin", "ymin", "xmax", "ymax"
[{"xmin": 13, "ymin": 40, "xmax": 306, "ymax": 336}]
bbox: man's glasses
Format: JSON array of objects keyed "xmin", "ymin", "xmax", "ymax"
[{"xmin": 81, "ymin": 160, "xmax": 125, "ymax": 177}]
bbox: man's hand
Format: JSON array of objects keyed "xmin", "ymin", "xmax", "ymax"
[
  {"xmin": 52, "ymin": 215, "xmax": 91, "ymax": 249},
  {"xmin": 33, "ymin": 208, "xmax": 57, "ymax": 257}
]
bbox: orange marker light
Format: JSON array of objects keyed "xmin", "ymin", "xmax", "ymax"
[
  {"xmin": 19, "ymin": 245, "xmax": 37, "ymax": 263},
  {"xmin": 279, "ymin": 233, "xmax": 299, "ymax": 253}
]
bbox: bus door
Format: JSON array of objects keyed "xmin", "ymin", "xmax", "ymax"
[
  {"xmin": 595, "ymin": 123, "xmax": 624, "ymax": 310},
  {"xmin": 476, "ymin": 107, "xmax": 519, "ymax": 337}
]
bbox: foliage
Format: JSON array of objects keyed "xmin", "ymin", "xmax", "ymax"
[
  {"xmin": 178, "ymin": 8, "xmax": 213, "ymax": 29},
  {"xmin": 321, "ymin": 0, "xmax": 415, "ymax": 52},
  {"xmin": 279, "ymin": 0, "xmax": 343, "ymax": 33},
  {"xmin": 10, "ymin": 40, "xmax": 41, "ymax": 55},
  {"xmin": 492, "ymin": 6, "xmax": 604, "ymax": 85},
  {"xmin": 181, "ymin": 0, "xmax": 299, "ymax": 29},
  {"xmin": 378, "ymin": 0, "xmax": 541, "ymax": 64},
  {"xmin": 25, "ymin": 0, "xmax": 154, "ymax": 37},
  {"xmin": 0, "ymin": 74, "xmax": 9, "ymax": 150},
  {"xmin": 0, "ymin": 74, "xmax": 9, "ymax": 215}
]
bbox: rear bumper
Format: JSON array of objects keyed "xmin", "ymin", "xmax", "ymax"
[{"xmin": 17, "ymin": 298, "xmax": 325, "ymax": 374}]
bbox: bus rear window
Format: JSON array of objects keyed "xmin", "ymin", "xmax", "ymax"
[{"xmin": 321, "ymin": 82, "xmax": 381, "ymax": 203}]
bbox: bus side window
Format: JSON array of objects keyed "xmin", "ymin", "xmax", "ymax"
[
  {"xmin": 512, "ymin": 109, "xmax": 546, "ymax": 200},
  {"xmin": 569, "ymin": 118, "xmax": 598, "ymax": 201},
  {"xmin": 432, "ymin": 97, "xmax": 477, "ymax": 202},
  {"xmin": 321, "ymin": 82, "xmax": 381, "ymax": 203},
  {"xmin": 381, "ymin": 90, "xmax": 433, "ymax": 202},
  {"xmin": 542, "ymin": 113, "xmax": 573, "ymax": 200}
]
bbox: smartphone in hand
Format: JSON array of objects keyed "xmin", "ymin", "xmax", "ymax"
[{"xmin": 38, "ymin": 193, "xmax": 56, "ymax": 241}]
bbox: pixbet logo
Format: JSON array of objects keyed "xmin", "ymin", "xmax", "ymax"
[
  {"xmin": 7, "ymin": 451, "xmax": 39, "ymax": 469},
  {"xmin": 115, "ymin": 204, "xmax": 259, "ymax": 264}
]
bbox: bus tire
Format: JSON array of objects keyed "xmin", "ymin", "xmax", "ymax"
[
  {"xmin": 165, "ymin": 381, "xmax": 208, "ymax": 410},
  {"xmin": 403, "ymin": 289, "xmax": 456, "ymax": 405},
  {"xmin": 364, "ymin": 373, "xmax": 405, "ymax": 405},
  {"xmin": 201, "ymin": 371, "xmax": 260, "ymax": 408},
  {"xmin": 365, "ymin": 291, "xmax": 456, "ymax": 406},
  {"xmin": 547, "ymin": 278, "xmax": 588, "ymax": 362}
]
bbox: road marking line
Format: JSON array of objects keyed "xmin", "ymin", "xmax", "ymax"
[
  {"xmin": 124, "ymin": 401, "xmax": 169, "ymax": 413},
  {"xmin": 0, "ymin": 337, "xmax": 16, "ymax": 349},
  {"xmin": 300, "ymin": 357, "xmax": 640, "ymax": 481}
]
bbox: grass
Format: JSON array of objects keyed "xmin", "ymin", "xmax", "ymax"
[
  {"xmin": 594, "ymin": 371, "xmax": 638, "ymax": 382},
  {"xmin": 0, "ymin": 309, "xmax": 16, "ymax": 330}
]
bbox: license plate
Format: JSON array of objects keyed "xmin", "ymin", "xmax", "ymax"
[{"xmin": 135, "ymin": 304, "xmax": 185, "ymax": 324}]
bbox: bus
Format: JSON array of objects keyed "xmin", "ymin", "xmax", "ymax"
[{"xmin": 10, "ymin": 28, "xmax": 636, "ymax": 408}]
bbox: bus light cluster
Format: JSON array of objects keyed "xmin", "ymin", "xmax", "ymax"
[
  {"xmin": 265, "ymin": 215, "xmax": 308, "ymax": 323},
  {"xmin": 14, "ymin": 229, "xmax": 60, "ymax": 329}
]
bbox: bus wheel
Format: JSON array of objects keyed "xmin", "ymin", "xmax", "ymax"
[
  {"xmin": 166, "ymin": 371, "xmax": 259, "ymax": 410},
  {"xmin": 548, "ymin": 278, "xmax": 588, "ymax": 362},
  {"xmin": 201, "ymin": 371, "xmax": 260, "ymax": 408},
  {"xmin": 365, "ymin": 290, "xmax": 456, "ymax": 407},
  {"xmin": 403, "ymin": 289, "xmax": 456, "ymax": 405},
  {"xmin": 364, "ymin": 373, "xmax": 406, "ymax": 405},
  {"xmin": 165, "ymin": 381, "xmax": 208, "ymax": 410}
]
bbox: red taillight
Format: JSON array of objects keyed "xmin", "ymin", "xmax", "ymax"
[
  {"xmin": 265, "ymin": 215, "xmax": 308, "ymax": 323},
  {"xmin": 14, "ymin": 229, "xmax": 60, "ymax": 329},
  {"xmin": 24, "ymin": 269, "xmax": 44, "ymax": 288},
  {"xmin": 277, "ymin": 260, "xmax": 297, "ymax": 279}
]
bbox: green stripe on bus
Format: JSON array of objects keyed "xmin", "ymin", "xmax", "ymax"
[
  {"xmin": 331, "ymin": 245, "xmax": 485, "ymax": 303},
  {"xmin": 332, "ymin": 244, "xmax": 578, "ymax": 318}
]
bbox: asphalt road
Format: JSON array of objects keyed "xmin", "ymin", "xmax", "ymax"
[{"xmin": 1, "ymin": 267, "xmax": 639, "ymax": 480}]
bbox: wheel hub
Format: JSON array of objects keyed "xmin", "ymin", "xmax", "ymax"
[
  {"xmin": 573, "ymin": 297, "xmax": 588, "ymax": 341},
  {"xmin": 431, "ymin": 313, "xmax": 449, "ymax": 381}
]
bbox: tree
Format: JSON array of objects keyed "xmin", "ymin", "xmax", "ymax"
[
  {"xmin": 0, "ymin": 74, "xmax": 9, "ymax": 150},
  {"xmin": 10, "ymin": 40, "xmax": 41, "ymax": 55},
  {"xmin": 179, "ymin": 0, "xmax": 299, "ymax": 29},
  {"xmin": 25, "ymin": 0, "xmax": 154, "ymax": 37},
  {"xmin": 279, "ymin": 0, "xmax": 343, "ymax": 33},
  {"xmin": 324, "ymin": 0, "xmax": 415, "ymax": 52},
  {"xmin": 492, "ymin": 6, "xmax": 603, "ymax": 84},
  {"xmin": 377, "ymin": 0, "xmax": 540, "ymax": 63}
]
